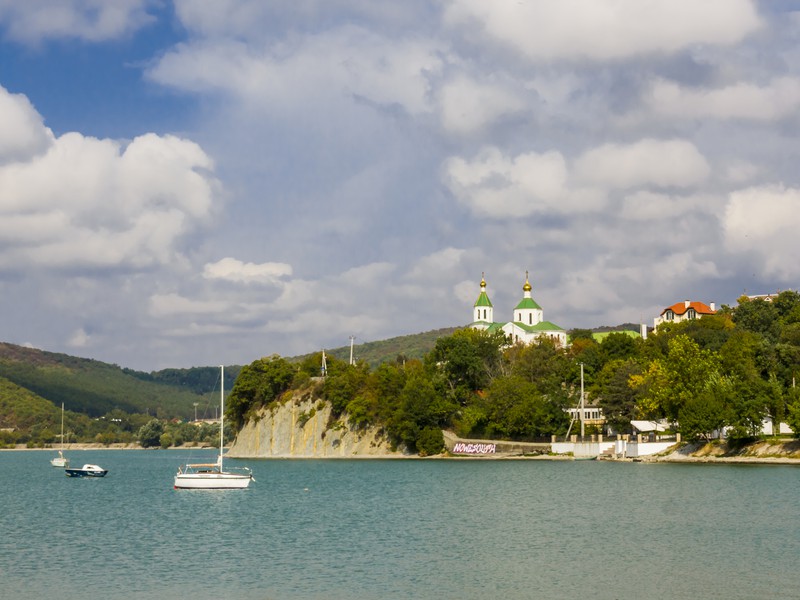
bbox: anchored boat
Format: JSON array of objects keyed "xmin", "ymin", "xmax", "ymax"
[
  {"xmin": 173, "ymin": 365, "xmax": 253, "ymax": 490},
  {"xmin": 65, "ymin": 464, "xmax": 108, "ymax": 478}
]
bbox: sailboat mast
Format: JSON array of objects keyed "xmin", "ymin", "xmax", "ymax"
[
  {"xmin": 60, "ymin": 402, "xmax": 65, "ymax": 450},
  {"xmin": 219, "ymin": 365, "xmax": 224, "ymax": 464}
]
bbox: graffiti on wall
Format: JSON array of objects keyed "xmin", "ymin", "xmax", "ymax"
[{"xmin": 452, "ymin": 442, "xmax": 496, "ymax": 455}]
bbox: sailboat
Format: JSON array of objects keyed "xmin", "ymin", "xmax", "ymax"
[
  {"xmin": 50, "ymin": 403, "xmax": 69, "ymax": 468},
  {"xmin": 173, "ymin": 365, "xmax": 253, "ymax": 490}
]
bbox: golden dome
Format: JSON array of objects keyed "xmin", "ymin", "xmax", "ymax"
[{"xmin": 523, "ymin": 271, "xmax": 531, "ymax": 292}]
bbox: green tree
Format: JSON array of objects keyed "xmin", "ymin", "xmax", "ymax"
[
  {"xmin": 426, "ymin": 328, "xmax": 506, "ymax": 402},
  {"xmin": 509, "ymin": 337, "xmax": 571, "ymax": 396},
  {"xmin": 632, "ymin": 334, "xmax": 720, "ymax": 423},
  {"xmin": 600, "ymin": 332, "xmax": 640, "ymax": 363},
  {"xmin": 227, "ymin": 356, "xmax": 298, "ymax": 430},
  {"xmin": 137, "ymin": 419, "xmax": 163, "ymax": 448},
  {"xmin": 416, "ymin": 427, "xmax": 444, "ymax": 456},
  {"xmin": 677, "ymin": 376, "xmax": 731, "ymax": 440},
  {"xmin": 594, "ymin": 359, "xmax": 642, "ymax": 433},
  {"xmin": 785, "ymin": 388, "xmax": 800, "ymax": 438},
  {"xmin": 323, "ymin": 361, "xmax": 370, "ymax": 416},
  {"xmin": 732, "ymin": 296, "xmax": 780, "ymax": 341}
]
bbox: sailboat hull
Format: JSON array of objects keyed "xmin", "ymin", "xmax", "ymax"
[
  {"xmin": 173, "ymin": 472, "xmax": 252, "ymax": 489},
  {"xmin": 51, "ymin": 457, "xmax": 69, "ymax": 467}
]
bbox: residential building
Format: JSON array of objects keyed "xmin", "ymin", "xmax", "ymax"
[{"xmin": 654, "ymin": 300, "xmax": 716, "ymax": 330}]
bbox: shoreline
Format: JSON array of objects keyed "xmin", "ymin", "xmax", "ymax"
[{"xmin": 6, "ymin": 440, "xmax": 800, "ymax": 465}]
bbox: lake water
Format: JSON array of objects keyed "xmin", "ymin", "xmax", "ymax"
[{"xmin": 1, "ymin": 450, "xmax": 799, "ymax": 600}]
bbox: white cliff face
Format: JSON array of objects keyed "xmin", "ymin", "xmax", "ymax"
[{"xmin": 227, "ymin": 395, "xmax": 400, "ymax": 458}]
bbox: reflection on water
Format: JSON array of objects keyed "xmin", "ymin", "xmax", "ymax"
[{"xmin": 2, "ymin": 450, "xmax": 799, "ymax": 599}]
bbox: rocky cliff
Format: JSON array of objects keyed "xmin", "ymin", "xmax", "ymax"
[{"xmin": 226, "ymin": 394, "xmax": 401, "ymax": 458}]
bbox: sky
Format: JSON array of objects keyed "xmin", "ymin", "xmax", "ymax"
[{"xmin": 1, "ymin": 0, "xmax": 799, "ymax": 371}]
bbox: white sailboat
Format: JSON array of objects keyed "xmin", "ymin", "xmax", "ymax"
[
  {"xmin": 50, "ymin": 403, "xmax": 69, "ymax": 468},
  {"xmin": 173, "ymin": 365, "xmax": 253, "ymax": 490}
]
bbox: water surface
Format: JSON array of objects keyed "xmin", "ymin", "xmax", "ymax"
[{"xmin": 1, "ymin": 450, "xmax": 798, "ymax": 599}]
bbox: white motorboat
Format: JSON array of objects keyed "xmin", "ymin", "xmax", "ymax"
[
  {"xmin": 65, "ymin": 464, "xmax": 108, "ymax": 478},
  {"xmin": 173, "ymin": 366, "xmax": 253, "ymax": 490}
]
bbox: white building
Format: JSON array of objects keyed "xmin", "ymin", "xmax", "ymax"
[{"xmin": 471, "ymin": 273, "xmax": 567, "ymax": 347}]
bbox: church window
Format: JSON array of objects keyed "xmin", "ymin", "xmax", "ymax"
[{"xmin": 529, "ymin": 313, "xmax": 532, "ymax": 324}]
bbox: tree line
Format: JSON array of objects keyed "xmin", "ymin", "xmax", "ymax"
[{"xmin": 226, "ymin": 291, "xmax": 800, "ymax": 455}]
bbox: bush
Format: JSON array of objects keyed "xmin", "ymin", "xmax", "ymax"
[
  {"xmin": 137, "ymin": 419, "xmax": 164, "ymax": 448},
  {"xmin": 416, "ymin": 427, "xmax": 444, "ymax": 456}
]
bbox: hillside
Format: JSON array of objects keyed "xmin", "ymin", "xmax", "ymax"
[
  {"xmin": 0, "ymin": 342, "xmax": 226, "ymax": 419},
  {"xmin": 296, "ymin": 327, "xmax": 461, "ymax": 368}
]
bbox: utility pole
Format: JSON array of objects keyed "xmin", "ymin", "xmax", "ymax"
[{"xmin": 580, "ymin": 362, "xmax": 585, "ymax": 440}]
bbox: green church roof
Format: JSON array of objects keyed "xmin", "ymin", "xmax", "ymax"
[
  {"xmin": 474, "ymin": 291, "xmax": 493, "ymax": 308},
  {"xmin": 513, "ymin": 320, "xmax": 564, "ymax": 333},
  {"xmin": 514, "ymin": 297, "xmax": 541, "ymax": 310}
]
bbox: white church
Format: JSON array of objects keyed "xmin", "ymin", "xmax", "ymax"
[{"xmin": 470, "ymin": 272, "xmax": 567, "ymax": 347}]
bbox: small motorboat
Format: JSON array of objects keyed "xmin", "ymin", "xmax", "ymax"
[{"xmin": 65, "ymin": 464, "xmax": 108, "ymax": 478}]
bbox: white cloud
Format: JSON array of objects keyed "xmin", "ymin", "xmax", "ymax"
[
  {"xmin": 148, "ymin": 27, "xmax": 442, "ymax": 116},
  {"xmin": 443, "ymin": 147, "xmax": 580, "ymax": 218},
  {"xmin": 647, "ymin": 77, "xmax": 800, "ymax": 121},
  {"xmin": 724, "ymin": 184, "xmax": 800, "ymax": 279},
  {"xmin": 0, "ymin": 91, "xmax": 221, "ymax": 271},
  {"xmin": 0, "ymin": 87, "xmax": 52, "ymax": 163},
  {"xmin": 0, "ymin": 0, "xmax": 155, "ymax": 43},
  {"xmin": 67, "ymin": 327, "xmax": 90, "ymax": 348},
  {"xmin": 723, "ymin": 160, "xmax": 762, "ymax": 184},
  {"xmin": 173, "ymin": 1, "xmax": 428, "ymax": 40},
  {"xmin": 149, "ymin": 293, "xmax": 230, "ymax": 318},
  {"xmin": 438, "ymin": 75, "xmax": 527, "ymax": 135},
  {"xmin": 203, "ymin": 258, "xmax": 292, "ymax": 284},
  {"xmin": 443, "ymin": 0, "xmax": 761, "ymax": 62},
  {"xmin": 406, "ymin": 247, "xmax": 466, "ymax": 280},
  {"xmin": 574, "ymin": 139, "xmax": 710, "ymax": 189},
  {"xmin": 620, "ymin": 191, "xmax": 724, "ymax": 221}
]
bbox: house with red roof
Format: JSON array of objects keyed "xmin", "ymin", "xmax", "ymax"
[{"xmin": 654, "ymin": 300, "xmax": 716, "ymax": 330}]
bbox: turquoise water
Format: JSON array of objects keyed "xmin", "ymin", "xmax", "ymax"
[{"xmin": 1, "ymin": 450, "xmax": 799, "ymax": 599}]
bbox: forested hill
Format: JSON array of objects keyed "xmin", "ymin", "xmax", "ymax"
[
  {"xmin": 296, "ymin": 327, "xmax": 461, "ymax": 368},
  {"xmin": 0, "ymin": 342, "xmax": 231, "ymax": 419}
]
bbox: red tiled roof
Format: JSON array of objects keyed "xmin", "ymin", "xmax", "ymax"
[{"xmin": 661, "ymin": 301, "xmax": 716, "ymax": 317}]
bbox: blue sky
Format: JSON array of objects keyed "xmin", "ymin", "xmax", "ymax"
[{"xmin": 1, "ymin": 0, "xmax": 799, "ymax": 370}]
